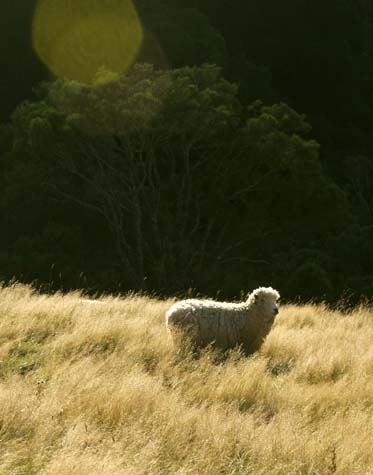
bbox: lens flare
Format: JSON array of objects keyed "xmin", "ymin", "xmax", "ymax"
[{"xmin": 32, "ymin": 0, "xmax": 143, "ymax": 83}]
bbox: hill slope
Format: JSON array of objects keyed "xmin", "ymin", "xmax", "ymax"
[{"xmin": 0, "ymin": 284, "xmax": 372, "ymax": 474}]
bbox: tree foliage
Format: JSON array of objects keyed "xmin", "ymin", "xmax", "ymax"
[
  {"xmin": 0, "ymin": 64, "xmax": 359, "ymax": 300},
  {"xmin": 2, "ymin": 0, "xmax": 373, "ymax": 300}
]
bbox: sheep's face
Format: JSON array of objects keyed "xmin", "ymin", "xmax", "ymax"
[{"xmin": 251, "ymin": 288, "xmax": 280, "ymax": 322}]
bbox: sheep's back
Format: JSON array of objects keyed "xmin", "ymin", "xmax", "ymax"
[{"xmin": 166, "ymin": 299, "xmax": 248, "ymax": 349}]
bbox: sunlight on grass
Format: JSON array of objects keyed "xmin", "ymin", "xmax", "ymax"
[
  {"xmin": 0, "ymin": 283, "xmax": 372, "ymax": 474},
  {"xmin": 32, "ymin": 0, "xmax": 143, "ymax": 83}
]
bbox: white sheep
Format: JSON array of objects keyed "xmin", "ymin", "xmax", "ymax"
[{"xmin": 166, "ymin": 287, "xmax": 280, "ymax": 353}]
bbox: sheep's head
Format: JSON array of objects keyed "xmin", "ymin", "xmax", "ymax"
[{"xmin": 248, "ymin": 287, "xmax": 280, "ymax": 322}]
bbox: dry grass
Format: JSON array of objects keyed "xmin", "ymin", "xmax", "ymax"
[{"xmin": 0, "ymin": 283, "xmax": 372, "ymax": 475}]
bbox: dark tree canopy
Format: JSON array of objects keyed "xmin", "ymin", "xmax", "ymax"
[{"xmin": 1, "ymin": 0, "xmax": 373, "ymax": 301}]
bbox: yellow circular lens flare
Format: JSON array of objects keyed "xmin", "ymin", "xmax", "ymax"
[{"xmin": 32, "ymin": 0, "xmax": 144, "ymax": 83}]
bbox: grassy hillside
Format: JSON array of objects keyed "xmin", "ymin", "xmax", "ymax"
[{"xmin": 0, "ymin": 284, "xmax": 372, "ymax": 475}]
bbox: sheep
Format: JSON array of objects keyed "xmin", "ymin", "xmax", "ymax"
[{"xmin": 165, "ymin": 287, "xmax": 280, "ymax": 353}]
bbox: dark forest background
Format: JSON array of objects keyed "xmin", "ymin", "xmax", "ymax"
[{"xmin": 2, "ymin": 0, "xmax": 373, "ymax": 302}]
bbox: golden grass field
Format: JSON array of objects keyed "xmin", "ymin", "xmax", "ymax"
[{"xmin": 0, "ymin": 283, "xmax": 372, "ymax": 475}]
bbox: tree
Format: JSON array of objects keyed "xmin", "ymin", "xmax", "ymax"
[
  {"xmin": 32, "ymin": 64, "xmax": 241, "ymax": 290},
  {"xmin": 1, "ymin": 64, "xmax": 353, "ymax": 299}
]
